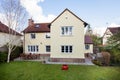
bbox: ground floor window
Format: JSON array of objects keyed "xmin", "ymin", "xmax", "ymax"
[
  {"xmin": 28, "ymin": 45, "xmax": 39, "ymax": 52},
  {"xmin": 46, "ymin": 45, "xmax": 51, "ymax": 52},
  {"xmin": 61, "ymin": 45, "xmax": 72, "ymax": 53}
]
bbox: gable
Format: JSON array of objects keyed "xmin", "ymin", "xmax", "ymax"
[
  {"xmin": 103, "ymin": 27, "xmax": 120, "ymax": 38},
  {"xmin": 108, "ymin": 27, "xmax": 120, "ymax": 34},
  {"xmin": 51, "ymin": 8, "xmax": 88, "ymax": 27},
  {"xmin": 105, "ymin": 29, "xmax": 112, "ymax": 35}
]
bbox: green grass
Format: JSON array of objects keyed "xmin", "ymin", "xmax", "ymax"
[{"xmin": 0, "ymin": 61, "xmax": 120, "ymax": 80}]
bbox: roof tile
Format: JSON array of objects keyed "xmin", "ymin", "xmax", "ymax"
[
  {"xmin": 23, "ymin": 23, "xmax": 50, "ymax": 33},
  {"xmin": 0, "ymin": 21, "xmax": 22, "ymax": 36},
  {"xmin": 85, "ymin": 35, "xmax": 93, "ymax": 44},
  {"xmin": 108, "ymin": 27, "xmax": 120, "ymax": 34}
]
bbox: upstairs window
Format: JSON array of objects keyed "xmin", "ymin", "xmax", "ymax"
[
  {"xmin": 31, "ymin": 33, "xmax": 36, "ymax": 39},
  {"xmin": 46, "ymin": 33, "xmax": 50, "ymax": 38},
  {"xmin": 61, "ymin": 26, "xmax": 72, "ymax": 35}
]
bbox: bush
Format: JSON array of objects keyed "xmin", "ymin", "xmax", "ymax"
[
  {"xmin": 109, "ymin": 48, "xmax": 120, "ymax": 65},
  {"xmin": 101, "ymin": 52, "xmax": 111, "ymax": 66},
  {"xmin": 92, "ymin": 60, "xmax": 102, "ymax": 66},
  {"xmin": 100, "ymin": 46, "xmax": 120, "ymax": 65},
  {"xmin": 0, "ymin": 52, "xmax": 7, "ymax": 63},
  {"xmin": 10, "ymin": 46, "xmax": 23, "ymax": 60}
]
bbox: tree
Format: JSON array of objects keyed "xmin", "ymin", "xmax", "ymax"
[
  {"xmin": 107, "ymin": 31, "xmax": 120, "ymax": 49},
  {"xmin": 0, "ymin": 0, "xmax": 26, "ymax": 63},
  {"xmin": 85, "ymin": 24, "xmax": 93, "ymax": 36},
  {"xmin": 106, "ymin": 31, "xmax": 120, "ymax": 64},
  {"xmin": 91, "ymin": 34, "xmax": 102, "ymax": 46}
]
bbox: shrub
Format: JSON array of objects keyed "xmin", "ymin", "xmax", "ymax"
[
  {"xmin": 101, "ymin": 52, "xmax": 111, "ymax": 66},
  {"xmin": 10, "ymin": 46, "xmax": 23, "ymax": 60},
  {"xmin": 100, "ymin": 46, "xmax": 120, "ymax": 66},
  {"xmin": 0, "ymin": 52, "xmax": 7, "ymax": 63},
  {"xmin": 92, "ymin": 60, "xmax": 102, "ymax": 66},
  {"xmin": 110, "ymin": 48, "xmax": 120, "ymax": 65}
]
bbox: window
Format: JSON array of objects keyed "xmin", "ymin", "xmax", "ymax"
[
  {"xmin": 46, "ymin": 45, "xmax": 51, "ymax": 52},
  {"xmin": 28, "ymin": 45, "xmax": 39, "ymax": 52},
  {"xmin": 31, "ymin": 33, "xmax": 36, "ymax": 39},
  {"xmin": 61, "ymin": 45, "xmax": 72, "ymax": 53},
  {"xmin": 35, "ymin": 24, "xmax": 40, "ymax": 28},
  {"xmin": 46, "ymin": 33, "xmax": 50, "ymax": 38},
  {"xmin": 61, "ymin": 26, "xmax": 72, "ymax": 35},
  {"xmin": 85, "ymin": 44, "xmax": 90, "ymax": 50}
]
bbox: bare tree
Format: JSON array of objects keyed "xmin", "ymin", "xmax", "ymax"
[
  {"xmin": 0, "ymin": 0, "xmax": 27, "ymax": 63},
  {"xmin": 85, "ymin": 24, "xmax": 93, "ymax": 36}
]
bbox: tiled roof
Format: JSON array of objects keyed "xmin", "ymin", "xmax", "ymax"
[
  {"xmin": 85, "ymin": 35, "xmax": 93, "ymax": 44},
  {"xmin": 108, "ymin": 27, "xmax": 120, "ymax": 34},
  {"xmin": 23, "ymin": 23, "xmax": 50, "ymax": 33},
  {"xmin": 24, "ymin": 9, "xmax": 88, "ymax": 33},
  {"xmin": 0, "ymin": 21, "xmax": 22, "ymax": 36}
]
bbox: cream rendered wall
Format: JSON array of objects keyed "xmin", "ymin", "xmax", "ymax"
[
  {"xmin": 24, "ymin": 33, "xmax": 50, "ymax": 54},
  {"xmin": 103, "ymin": 29, "xmax": 112, "ymax": 45},
  {"xmin": 51, "ymin": 10, "xmax": 85, "ymax": 58},
  {"xmin": 0, "ymin": 32, "xmax": 22, "ymax": 47},
  {"xmin": 84, "ymin": 44, "xmax": 93, "ymax": 53}
]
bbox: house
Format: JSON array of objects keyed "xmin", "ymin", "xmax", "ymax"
[
  {"xmin": 0, "ymin": 21, "xmax": 22, "ymax": 51},
  {"xmin": 23, "ymin": 9, "xmax": 93, "ymax": 63},
  {"xmin": 102, "ymin": 27, "xmax": 120, "ymax": 45}
]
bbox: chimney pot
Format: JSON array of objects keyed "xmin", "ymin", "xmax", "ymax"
[{"xmin": 28, "ymin": 18, "xmax": 34, "ymax": 26}]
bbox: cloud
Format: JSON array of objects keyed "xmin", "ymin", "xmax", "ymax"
[
  {"xmin": 108, "ymin": 23, "xmax": 120, "ymax": 27},
  {"xmin": 92, "ymin": 23, "xmax": 120, "ymax": 37},
  {"xmin": 93, "ymin": 27, "xmax": 106, "ymax": 37},
  {"xmin": 0, "ymin": 13, "xmax": 8, "ymax": 25},
  {"xmin": 20, "ymin": 0, "xmax": 56, "ymax": 23}
]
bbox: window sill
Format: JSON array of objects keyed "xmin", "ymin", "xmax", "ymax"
[
  {"xmin": 61, "ymin": 52, "xmax": 72, "ymax": 54},
  {"xmin": 46, "ymin": 38, "xmax": 50, "ymax": 39},
  {"xmin": 60, "ymin": 35, "xmax": 73, "ymax": 37}
]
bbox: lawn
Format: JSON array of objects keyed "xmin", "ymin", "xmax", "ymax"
[{"xmin": 0, "ymin": 61, "xmax": 120, "ymax": 80}]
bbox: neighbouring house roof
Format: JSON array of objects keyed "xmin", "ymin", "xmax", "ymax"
[
  {"xmin": 23, "ymin": 23, "xmax": 50, "ymax": 33},
  {"xmin": 103, "ymin": 27, "xmax": 120, "ymax": 37},
  {"xmin": 51, "ymin": 8, "xmax": 88, "ymax": 27},
  {"xmin": 0, "ymin": 21, "xmax": 22, "ymax": 36},
  {"xmin": 85, "ymin": 35, "xmax": 93, "ymax": 44},
  {"xmin": 108, "ymin": 27, "xmax": 120, "ymax": 34}
]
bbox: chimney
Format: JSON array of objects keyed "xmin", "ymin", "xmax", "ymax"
[{"xmin": 28, "ymin": 18, "xmax": 34, "ymax": 26}]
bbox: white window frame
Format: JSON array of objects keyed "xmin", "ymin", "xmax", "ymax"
[
  {"xmin": 61, "ymin": 45, "xmax": 73, "ymax": 53},
  {"xmin": 46, "ymin": 33, "xmax": 50, "ymax": 38},
  {"xmin": 61, "ymin": 26, "xmax": 73, "ymax": 35},
  {"xmin": 28, "ymin": 45, "xmax": 39, "ymax": 53},
  {"xmin": 35, "ymin": 24, "xmax": 40, "ymax": 28}
]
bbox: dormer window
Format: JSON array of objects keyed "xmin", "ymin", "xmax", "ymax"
[{"xmin": 35, "ymin": 24, "xmax": 40, "ymax": 28}]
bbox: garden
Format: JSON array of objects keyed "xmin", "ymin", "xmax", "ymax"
[{"xmin": 0, "ymin": 61, "xmax": 120, "ymax": 80}]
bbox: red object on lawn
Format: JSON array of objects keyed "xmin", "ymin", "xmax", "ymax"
[{"xmin": 62, "ymin": 64, "xmax": 68, "ymax": 70}]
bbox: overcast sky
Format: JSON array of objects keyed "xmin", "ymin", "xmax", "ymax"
[{"xmin": 1, "ymin": 0, "xmax": 120, "ymax": 36}]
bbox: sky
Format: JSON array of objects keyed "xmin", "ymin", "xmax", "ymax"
[{"xmin": 1, "ymin": 0, "xmax": 120, "ymax": 36}]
